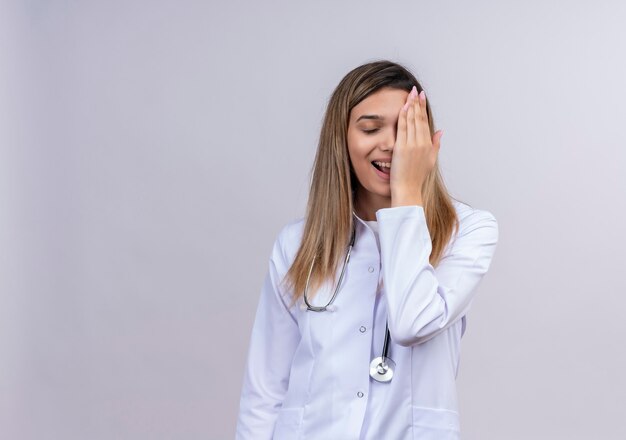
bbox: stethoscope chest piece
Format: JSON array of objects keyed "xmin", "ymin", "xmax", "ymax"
[
  {"xmin": 369, "ymin": 356, "xmax": 395, "ymax": 382},
  {"xmin": 369, "ymin": 321, "xmax": 395, "ymax": 382}
]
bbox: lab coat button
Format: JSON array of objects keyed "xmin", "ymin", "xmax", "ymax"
[
  {"xmin": 357, "ymin": 391, "xmax": 364, "ymax": 398},
  {"xmin": 359, "ymin": 326, "xmax": 366, "ymax": 333},
  {"xmin": 368, "ymin": 266, "xmax": 374, "ymax": 273}
]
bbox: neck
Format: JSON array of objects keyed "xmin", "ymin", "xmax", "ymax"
[{"xmin": 353, "ymin": 187, "xmax": 391, "ymax": 221}]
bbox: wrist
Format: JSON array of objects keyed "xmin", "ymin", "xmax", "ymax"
[{"xmin": 391, "ymin": 192, "xmax": 423, "ymax": 208}]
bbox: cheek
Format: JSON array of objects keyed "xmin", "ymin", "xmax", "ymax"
[
  {"xmin": 347, "ymin": 133, "xmax": 369, "ymax": 161},
  {"xmin": 346, "ymin": 130, "xmax": 357, "ymax": 155},
  {"xmin": 346, "ymin": 135, "xmax": 360, "ymax": 166}
]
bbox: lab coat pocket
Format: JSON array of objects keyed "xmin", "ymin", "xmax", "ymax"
[
  {"xmin": 412, "ymin": 406, "xmax": 460, "ymax": 440},
  {"xmin": 272, "ymin": 406, "xmax": 304, "ymax": 440}
]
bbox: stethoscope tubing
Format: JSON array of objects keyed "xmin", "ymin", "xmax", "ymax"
[
  {"xmin": 381, "ymin": 320, "xmax": 391, "ymax": 361},
  {"xmin": 303, "ymin": 223, "xmax": 356, "ymax": 312},
  {"xmin": 302, "ymin": 221, "xmax": 394, "ymax": 382}
]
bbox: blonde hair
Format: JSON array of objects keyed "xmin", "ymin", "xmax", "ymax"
[{"xmin": 282, "ymin": 60, "xmax": 459, "ymax": 307}]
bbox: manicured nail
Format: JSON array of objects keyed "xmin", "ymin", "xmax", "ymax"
[
  {"xmin": 410, "ymin": 86, "xmax": 418, "ymax": 97},
  {"xmin": 419, "ymin": 90, "xmax": 426, "ymax": 101}
]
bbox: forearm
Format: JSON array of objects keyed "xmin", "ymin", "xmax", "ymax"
[{"xmin": 376, "ymin": 205, "xmax": 498, "ymax": 346}]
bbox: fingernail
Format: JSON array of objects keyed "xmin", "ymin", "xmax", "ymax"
[
  {"xmin": 410, "ymin": 86, "xmax": 418, "ymax": 97},
  {"xmin": 402, "ymin": 102, "xmax": 410, "ymax": 112},
  {"xmin": 420, "ymin": 90, "xmax": 426, "ymax": 101}
]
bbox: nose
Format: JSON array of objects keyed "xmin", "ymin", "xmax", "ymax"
[{"xmin": 380, "ymin": 129, "xmax": 395, "ymax": 152}]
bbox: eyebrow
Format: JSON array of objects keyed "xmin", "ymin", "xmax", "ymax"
[{"xmin": 356, "ymin": 114, "xmax": 384, "ymax": 122}]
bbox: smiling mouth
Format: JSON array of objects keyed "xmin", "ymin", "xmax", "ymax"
[{"xmin": 371, "ymin": 161, "xmax": 391, "ymax": 175}]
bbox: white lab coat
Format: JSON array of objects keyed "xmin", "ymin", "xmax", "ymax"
[{"xmin": 236, "ymin": 200, "xmax": 499, "ymax": 439}]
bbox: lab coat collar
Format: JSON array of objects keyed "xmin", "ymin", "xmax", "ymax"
[
  {"xmin": 352, "ymin": 209, "xmax": 381, "ymax": 225},
  {"xmin": 352, "ymin": 210, "xmax": 369, "ymax": 227},
  {"xmin": 351, "ymin": 210, "xmax": 377, "ymax": 237}
]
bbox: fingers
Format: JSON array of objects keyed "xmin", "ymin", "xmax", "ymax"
[
  {"xmin": 401, "ymin": 86, "xmax": 441, "ymax": 152},
  {"xmin": 406, "ymin": 91, "xmax": 416, "ymax": 145},
  {"xmin": 417, "ymin": 90, "xmax": 431, "ymax": 146},
  {"xmin": 433, "ymin": 129, "xmax": 443, "ymax": 150},
  {"xmin": 396, "ymin": 94, "xmax": 409, "ymax": 148}
]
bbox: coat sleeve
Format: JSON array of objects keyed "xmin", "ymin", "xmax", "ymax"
[
  {"xmin": 376, "ymin": 204, "xmax": 499, "ymax": 346},
  {"xmin": 235, "ymin": 225, "xmax": 301, "ymax": 439}
]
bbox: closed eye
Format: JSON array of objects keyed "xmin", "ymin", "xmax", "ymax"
[{"xmin": 363, "ymin": 129, "xmax": 379, "ymax": 135}]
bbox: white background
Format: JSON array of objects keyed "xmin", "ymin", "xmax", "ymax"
[{"xmin": 1, "ymin": 1, "xmax": 625, "ymax": 439}]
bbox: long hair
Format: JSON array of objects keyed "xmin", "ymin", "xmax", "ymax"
[{"xmin": 282, "ymin": 60, "xmax": 460, "ymax": 307}]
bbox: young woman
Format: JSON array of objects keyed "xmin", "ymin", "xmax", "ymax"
[{"xmin": 235, "ymin": 60, "xmax": 499, "ymax": 439}]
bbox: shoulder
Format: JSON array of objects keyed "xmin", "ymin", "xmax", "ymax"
[
  {"xmin": 270, "ymin": 216, "xmax": 306, "ymax": 267},
  {"xmin": 452, "ymin": 198, "xmax": 497, "ymax": 228},
  {"xmin": 449, "ymin": 198, "xmax": 499, "ymax": 248}
]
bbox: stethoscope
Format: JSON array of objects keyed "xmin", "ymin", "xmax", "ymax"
[{"xmin": 300, "ymin": 221, "xmax": 396, "ymax": 383}]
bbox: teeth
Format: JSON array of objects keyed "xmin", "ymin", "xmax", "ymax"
[{"xmin": 374, "ymin": 161, "xmax": 391, "ymax": 168}]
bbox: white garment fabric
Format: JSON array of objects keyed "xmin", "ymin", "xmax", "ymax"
[
  {"xmin": 236, "ymin": 200, "xmax": 499, "ymax": 440},
  {"xmin": 364, "ymin": 220, "xmax": 380, "ymax": 252}
]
